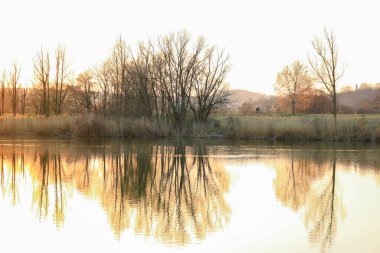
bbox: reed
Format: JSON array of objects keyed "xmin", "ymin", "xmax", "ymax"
[
  {"xmin": 222, "ymin": 115, "xmax": 380, "ymax": 141},
  {"xmin": 0, "ymin": 114, "xmax": 379, "ymax": 141},
  {"xmin": 0, "ymin": 114, "xmax": 173, "ymax": 138}
]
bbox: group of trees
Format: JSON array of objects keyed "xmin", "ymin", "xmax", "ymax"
[
  {"xmin": 0, "ymin": 31, "xmax": 230, "ymax": 127},
  {"xmin": 0, "ymin": 46, "xmax": 73, "ymax": 117},
  {"xmin": 2, "ymin": 28, "xmax": 377, "ymax": 124},
  {"xmin": 0, "ymin": 64, "xmax": 22, "ymax": 116},
  {"xmin": 274, "ymin": 28, "xmax": 345, "ymax": 120},
  {"xmin": 32, "ymin": 45, "xmax": 71, "ymax": 117}
]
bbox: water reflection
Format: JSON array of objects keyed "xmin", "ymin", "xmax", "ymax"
[
  {"xmin": 32, "ymin": 151, "xmax": 67, "ymax": 226},
  {"xmin": 1, "ymin": 141, "xmax": 380, "ymax": 252},
  {"xmin": 0, "ymin": 141, "xmax": 230, "ymax": 245},
  {"xmin": 272, "ymin": 146, "xmax": 380, "ymax": 253}
]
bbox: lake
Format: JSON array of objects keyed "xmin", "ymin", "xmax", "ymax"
[{"xmin": 0, "ymin": 139, "xmax": 379, "ymax": 253}]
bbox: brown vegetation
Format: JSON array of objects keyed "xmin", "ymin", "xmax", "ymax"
[
  {"xmin": 223, "ymin": 115, "xmax": 380, "ymax": 141},
  {"xmin": 0, "ymin": 114, "xmax": 379, "ymax": 142}
]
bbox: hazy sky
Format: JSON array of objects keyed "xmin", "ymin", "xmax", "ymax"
[{"xmin": 0, "ymin": 0, "xmax": 379, "ymax": 94}]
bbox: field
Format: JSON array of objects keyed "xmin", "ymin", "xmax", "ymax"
[{"xmin": 0, "ymin": 113, "xmax": 379, "ymax": 141}]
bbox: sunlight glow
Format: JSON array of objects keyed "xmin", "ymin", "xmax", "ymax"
[{"xmin": 1, "ymin": 0, "xmax": 379, "ymax": 93}]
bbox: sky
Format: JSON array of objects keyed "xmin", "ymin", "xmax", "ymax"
[{"xmin": 0, "ymin": 0, "xmax": 380, "ymax": 94}]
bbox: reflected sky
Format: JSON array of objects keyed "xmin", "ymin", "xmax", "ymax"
[{"xmin": 0, "ymin": 140, "xmax": 379, "ymax": 253}]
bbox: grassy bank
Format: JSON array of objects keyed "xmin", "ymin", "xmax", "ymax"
[
  {"xmin": 0, "ymin": 114, "xmax": 379, "ymax": 142},
  {"xmin": 218, "ymin": 114, "xmax": 380, "ymax": 141},
  {"xmin": 0, "ymin": 114, "xmax": 173, "ymax": 138}
]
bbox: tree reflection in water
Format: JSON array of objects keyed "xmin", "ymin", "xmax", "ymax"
[
  {"xmin": 94, "ymin": 144, "xmax": 231, "ymax": 244},
  {"xmin": 0, "ymin": 141, "xmax": 230, "ymax": 245},
  {"xmin": 273, "ymin": 149, "xmax": 349, "ymax": 253},
  {"xmin": 0, "ymin": 145, "xmax": 25, "ymax": 206}
]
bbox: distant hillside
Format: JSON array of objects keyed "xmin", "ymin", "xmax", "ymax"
[
  {"xmin": 228, "ymin": 85, "xmax": 380, "ymax": 114},
  {"xmin": 338, "ymin": 87, "xmax": 379, "ymax": 109},
  {"xmin": 229, "ymin": 89, "xmax": 269, "ymax": 108}
]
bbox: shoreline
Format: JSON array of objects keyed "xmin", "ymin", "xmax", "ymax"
[{"xmin": 0, "ymin": 114, "xmax": 379, "ymax": 142}]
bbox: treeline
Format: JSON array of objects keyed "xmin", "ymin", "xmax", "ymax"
[
  {"xmin": 0, "ymin": 31, "xmax": 230, "ymax": 127},
  {"xmin": 258, "ymin": 27, "xmax": 380, "ymax": 116},
  {"xmin": 338, "ymin": 83, "xmax": 380, "ymax": 114},
  {"xmin": 238, "ymin": 84, "xmax": 380, "ymax": 115}
]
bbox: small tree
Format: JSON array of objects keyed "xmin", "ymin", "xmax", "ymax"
[
  {"xmin": 8, "ymin": 64, "xmax": 21, "ymax": 116},
  {"xmin": 309, "ymin": 28, "xmax": 345, "ymax": 123},
  {"xmin": 274, "ymin": 61, "xmax": 313, "ymax": 115}
]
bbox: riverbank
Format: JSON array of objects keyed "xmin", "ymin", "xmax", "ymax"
[
  {"xmin": 219, "ymin": 114, "xmax": 380, "ymax": 141},
  {"xmin": 0, "ymin": 114, "xmax": 379, "ymax": 142}
]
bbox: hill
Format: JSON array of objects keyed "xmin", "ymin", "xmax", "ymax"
[
  {"xmin": 229, "ymin": 89, "xmax": 269, "ymax": 108},
  {"xmin": 338, "ymin": 86, "xmax": 380, "ymax": 111}
]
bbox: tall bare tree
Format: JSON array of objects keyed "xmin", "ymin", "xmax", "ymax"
[
  {"xmin": 189, "ymin": 47, "xmax": 230, "ymax": 122},
  {"xmin": 34, "ymin": 48, "xmax": 51, "ymax": 117},
  {"xmin": 127, "ymin": 42, "xmax": 157, "ymax": 119},
  {"xmin": 154, "ymin": 31, "xmax": 205, "ymax": 127},
  {"xmin": 309, "ymin": 28, "xmax": 345, "ymax": 122},
  {"xmin": 53, "ymin": 45, "xmax": 71, "ymax": 115},
  {"xmin": 95, "ymin": 58, "xmax": 112, "ymax": 115},
  {"xmin": 8, "ymin": 64, "xmax": 21, "ymax": 116},
  {"xmin": 111, "ymin": 37, "xmax": 129, "ymax": 117},
  {"xmin": 275, "ymin": 61, "xmax": 313, "ymax": 115}
]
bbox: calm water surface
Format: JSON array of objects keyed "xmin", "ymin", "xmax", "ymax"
[{"xmin": 0, "ymin": 139, "xmax": 379, "ymax": 253}]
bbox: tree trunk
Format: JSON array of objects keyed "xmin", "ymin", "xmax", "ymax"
[
  {"xmin": 333, "ymin": 87, "xmax": 337, "ymax": 125},
  {"xmin": 291, "ymin": 100, "xmax": 296, "ymax": 115}
]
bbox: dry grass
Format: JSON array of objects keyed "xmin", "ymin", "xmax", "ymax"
[
  {"xmin": 220, "ymin": 115, "xmax": 380, "ymax": 141},
  {"xmin": 0, "ymin": 114, "xmax": 379, "ymax": 141},
  {"xmin": 0, "ymin": 114, "xmax": 173, "ymax": 138}
]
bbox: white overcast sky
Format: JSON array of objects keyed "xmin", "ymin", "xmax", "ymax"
[{"xmin": 0, "ymin": 0, "xmax": 380, "ymax": 94}]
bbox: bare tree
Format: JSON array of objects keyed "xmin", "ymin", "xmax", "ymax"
[
  {"xmin": 111, "ymin": 37, "xmax": 129, "ymax": 117},
  {"xmin": 127, "ymin": 42, "xmax": 157, "ymax": 119},
  {"xmin": 69, "ymin": 85, "xmax": 82, "ymax": 113},
  {"xmin": 95, "ymin": 58, "xmax": 112, "ymax": 115},
  {"xmin": 76, "ymin": 70, "xmax": 95, "ymax": 112},
  {"xmin": 189, "ymin": 47, "xmax": 230, "ymax": 122},
  {"xmin": 53, "ymin": 45, "xmax": 71, "ymax": 115},
  {"xmin": 309, "ymin": 28, "xmax": 345, "ymax": 122},
  {"xmin": 34, "ymin": 48, "xmax": 51, "ymax": 116},
  {"xmin": 0, "ymin": 71, "xmax": 5, "ymax": 116},
  {"xmin": 154, "ymin": 31, "xmax": 205, "ymax": 127},
  {"xmin": 142, "ymin": 41, "xmax": 161, "ymax": 122},
  {"xmin": 275, "ymin": 61, "xmax": 313, "ymax": 115},
  {"xmin": 20, "ymin": 85, "xmax": 27, "ymax": 115},
  {"xmin": 8, "ymin": 64, "xmax": 21, "ymax": 116}
]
